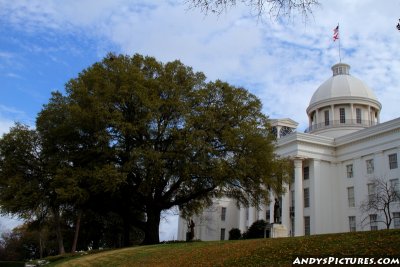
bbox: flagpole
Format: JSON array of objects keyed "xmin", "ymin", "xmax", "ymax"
[{"xmin": 338, "ymin": 23, "xmax": 341, "ymax": 63}]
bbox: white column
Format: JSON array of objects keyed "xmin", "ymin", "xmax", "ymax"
[
  {"xmin": 294, "ymin": 158, "xmax": 304, "ymax": 236},
  {"xmin": 350, "ymin": 103, "xmax": 354, "ymax": 123},
  {"xmin": 249, "ymin": 206, "xmax": 256, "ymax": 226},
  {"xmin": 258, "ymin": 204, "xmax": 266, "ymax": 221},
  {"xmin": 331, "ymin": 105, "xmax": 335, "ymax": 122},
  {"xmin": 269, "ymin": 199, "xmax": 274, "ymax": 224},
  {"xmin": 368, "ymin": 106, "xmax": 371, "ymax": 124},
  {"xmin": 281, "ymin": 183, "xmax": 290, "ymax": 230},
  {"xmin": 276, "ymin": 126, "xmax": 281, "ymax": 139},
  {"xmin": 239, "ymin": 206, "xmax": 246, "ymax": 233},
  {"xmin": 377, "ymin": 110, "xmax": 380, "ymax": 124},
  {"xmin": 269, "ymin": 191, "xmax": 275, "ymax": 223},
  {"xmin": 311, "ymin": 159, "xmax": 320, "ymax": 234}
]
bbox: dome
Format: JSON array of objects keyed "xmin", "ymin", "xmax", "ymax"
[
  {"xmin": 309, "ymin": 63, "xmax": 380, "ymax": 108},
  {"xmin": 305, "ymin": 63, "xmax": 382, "ymax": 138}
]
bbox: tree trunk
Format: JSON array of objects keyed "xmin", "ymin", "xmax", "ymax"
[
  {"xmin": 71, "ymin": 210, "xmax": 82, "ymax": 253},
  {"xmin": 53, "ymin": 207, "xmax": 66, "ymax": 255},
  {"xmin": 39, "ymin": 230, "xmax": 43, "ymax": 259},
  {"xmin": 143, "ymin": 208, "xmax": 161, "ymax": 245},
  {"xmin": 123, "ymin": 217, "xmax": 131, "ymax": 247}
]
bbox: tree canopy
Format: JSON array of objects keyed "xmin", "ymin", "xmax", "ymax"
[{"xmin": 0, "ymin": 53, "xmax": 291, "ymax": 249}]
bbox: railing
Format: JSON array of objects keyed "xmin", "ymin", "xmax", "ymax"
[{"xmin": 304, "ymin": 119, "xmax": 378, "ymax": 133}]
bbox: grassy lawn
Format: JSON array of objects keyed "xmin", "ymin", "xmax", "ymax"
[{"xmin": 47, "ymin": 229, "xmax": 400, "ymax": 266}]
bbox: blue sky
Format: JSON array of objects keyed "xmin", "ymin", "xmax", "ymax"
[{"xmin": 1, "ymin": 0, "xmax": 400, "ymax": 241}]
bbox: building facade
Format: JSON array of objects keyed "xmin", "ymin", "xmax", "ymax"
[{"xmin": 177, "ymin": 63, "xmax": 400, "ymax": 241}]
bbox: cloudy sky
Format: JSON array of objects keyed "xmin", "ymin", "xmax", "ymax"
[{"xmin": 1, "ymin": 0, "xmax": 400, "ymax": 241}]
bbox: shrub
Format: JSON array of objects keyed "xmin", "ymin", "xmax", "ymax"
[
  {"xmin": 228, "ymin": 228, "xmax": 241, "ymax": 240},
  {"xmin": 243, "ymin": 220, "xmax": 267, "ymax": 239}
]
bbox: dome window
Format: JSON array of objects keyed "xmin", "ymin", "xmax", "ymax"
[
  {"xmin": 324, "ymin": 110, "xmax": 330, "ymax": 126},
  {"xmin": 339, "ymin": 108, "xmax": 346, "ymax": 124},
  {"xmin": 356, "ymin": 108, "xmax": 362, "ymax": 124}
]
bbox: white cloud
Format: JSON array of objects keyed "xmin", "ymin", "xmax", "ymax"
[{"xmin": 0, "ymin": 119, "xmax": 13, "ymax": 136}]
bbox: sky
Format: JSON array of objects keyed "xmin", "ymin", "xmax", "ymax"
[{"xmin": 0, "ymin": 0, "xmax": 400, "ymax": 241}]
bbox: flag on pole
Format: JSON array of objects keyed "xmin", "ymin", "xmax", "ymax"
[{"xmin": 333, "ymin": 25, "xmax": 339, "ymax": 41}]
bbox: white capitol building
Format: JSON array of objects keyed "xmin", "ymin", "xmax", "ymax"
[{"xmin": 177, "ymin": 62, "xmax": 400, "ymax": 240}]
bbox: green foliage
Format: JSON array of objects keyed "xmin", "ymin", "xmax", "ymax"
[
  {"xmin": 0, "ymin": 124, "xmax": 44, "ymax": 216},
  {"xmin": 243, "ymin": 220, "xmax": 268, "ymax": 239},
  {"xmin": 228, "ymin": 228, "xmax": 241, "ymax": 240},
  {"xmin": 0, "ymin": 53, "xmax": 291, "ymax": 249}
]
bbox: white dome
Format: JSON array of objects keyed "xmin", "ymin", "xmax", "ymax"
[
  {"xmin": 306, "ymin": 63, "xmax": 382, "ymax": 138},
  {"xmin": 309, "ymin": 63, "xmax": 379, "ymax": 107}
]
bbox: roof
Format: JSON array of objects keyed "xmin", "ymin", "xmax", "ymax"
[{"xmin": 309, "ymin": 63, "xmax": 379, "ymax": 107}]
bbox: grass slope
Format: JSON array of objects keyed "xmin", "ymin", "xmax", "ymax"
[{"xmin": 51, "ymin": 229, "xmax": 400, "ymax": 266}]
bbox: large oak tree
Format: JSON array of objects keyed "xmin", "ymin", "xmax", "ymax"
[{"xmin": 1, "ymin": 53, "xmax": 290, "ymax": 246}]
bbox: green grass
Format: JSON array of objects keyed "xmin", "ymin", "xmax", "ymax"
[{"xmin": 47, "ymin": 229, "xmax": 400, "ymax": 266}]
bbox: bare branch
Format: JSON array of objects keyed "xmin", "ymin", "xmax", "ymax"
[
  {"xmin": 186, "ymin": 0, "xmax": 320, "ymax": 20},
  {"xmin": 360, "ymin": 177, "xmax": 400, "ymax": 229}
]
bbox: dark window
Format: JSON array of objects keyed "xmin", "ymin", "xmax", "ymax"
[
  {"xmin": 356, "ymin": 108, "xmax": 362, "ymax": 124},
  {"xmin": 346, "ymin": 164, "xmax": 353, "ymax": 178},
  {"xmin": 370, "ymin": 214, "xmax": 378, "ymax": 230},
  {"xmin": 324, "ymin": 110, "xmax": 329, "ymax": 126},
  {"xmin": 349, "ymin": 216, "xmax": 356, "ymax": 232},
  {"xmin": 221, "ymin": 207, "xmax": 226, "ymax": 221},
  {"xmin": 220, "ymin": 228, "xmax": 226, "ymax": 240},
  {"xmin": 304, "ymin": 216, "xmax": 310, "ymax": 235},
  {"xmin": 340, "ymin": 108, "xmax": 346, "ymax": 123},
  {"xmin": 304, "ymin": 188, "xmax": 310, "ymax": 208},
  {"xmin": 389, "ymin": 153, "xmax": 398, "ymax": 169},
  {"xmin": 347, "ymin": 187, "xmax": 355, "ymax": 207},
  {"xmin": 303, "ymin": 166, "xmax": 309, "ymax": 180},
  {"xmin": 366, "ymin": 159, "xmax": 374, "ymax": 174}
]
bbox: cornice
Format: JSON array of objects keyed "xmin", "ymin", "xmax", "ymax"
[
  {"xmin": 335, "ymin": 117, "xmax": 400, "ymax": 148},
  {"xmin": 277, "ymin": 132, "xmax": 335, "ymax": 148}
]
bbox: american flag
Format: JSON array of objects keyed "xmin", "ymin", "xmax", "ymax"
[{"xmin": 333, "ymin": 25, "xmax": 339, "ymax": 41}]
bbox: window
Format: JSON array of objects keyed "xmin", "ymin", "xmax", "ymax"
[
  {"xmin": 324, "ymin": 110, "xmax": 329, "ymax": 126},
  {"xmin": 368, "ymin": 183, "xmax": 376, "ymax": 202},
  {"xmin": 304, "ymin": 188, "xmax": 310, "ymax": 208},
  {"xmin": 245, "ymin": 208, "xmax": 249, "ymax": 221},
  {"xmin": 349, "ymin": 216, "xmax": 356, "ymax": 232},
  {"xmin": 221, "ymin": 207, "xmax": 226, "ymax": 221},
  {"xmin": 394, "ymin": 212, "xmax": 400, "ymax": 229},
  {"xmin": 266, "ymin": 210, "xmax": 270, "ymax": 223},
  {"xmin": 366, "ymin": 159, "xmax": 374, "ymax": 174},
  {"xmin": 339, "ymin": 108, "xmax": 346, "ymax": 123},
  {"xmin": 347, "ymin": 187, "xmax": 355, "ymax": 207},
  {"xmin": 220, "ymin": 228, "xmax": 225, "ymax": 240},
  {"xmin": 356, "ymin": 108, "xmax": 362, "ymax": 124},
  {"xmin": 389, "ymin": 153, "xmax": 398, "ymax": 169},
  {"xmin": 304, "ymin": 216, "xmax": 310, "ymax": 236},
  {"xmin": 390, "ymin": 179, "xmax": 399, "ymax": 201},
  {"xmin": 370, "ymin": 214, "xmax": 378, "ymax": 230},
  {"xmin": 346, "ymin": 164, "xmax": 353, "ymax": 178},
  {"xmin": 303, "ymin": 166, "xmax": 309, "ymax": 180}
]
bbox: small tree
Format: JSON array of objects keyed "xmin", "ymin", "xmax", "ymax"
[{"xmin": 360, "ymin": 177, "xmax": 400, "ymax": 229}]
